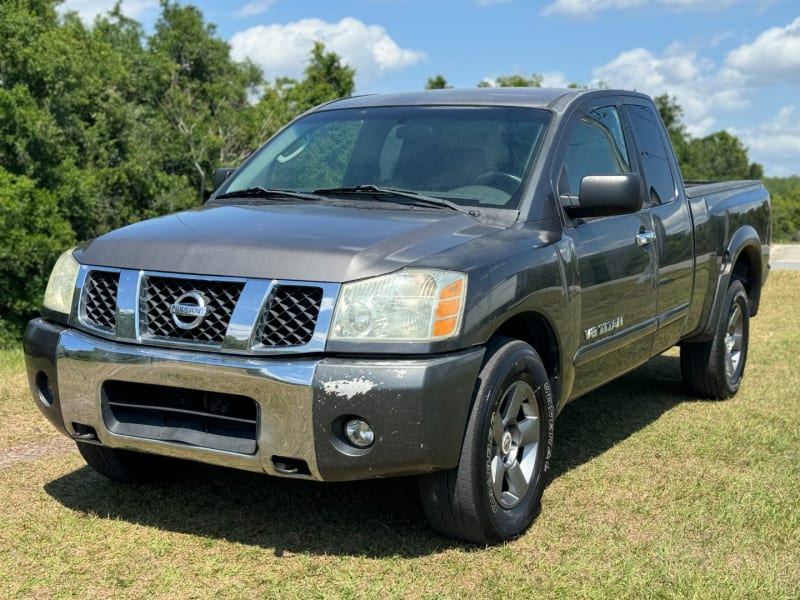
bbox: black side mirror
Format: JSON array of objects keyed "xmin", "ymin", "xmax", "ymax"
[
  {"xmin": 560, "ymin": 173, "xmax": 643, "ymax": 218},
  {"xmin": 213, "ymin": 167, "xmax": 236, "ymax": 192}
]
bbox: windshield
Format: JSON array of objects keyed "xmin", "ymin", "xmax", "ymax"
[{"xmin": 219, "ymin": 105, "xmax": 551, "ymax": 209}]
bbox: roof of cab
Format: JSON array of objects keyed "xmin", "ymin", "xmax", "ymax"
[
  {"xmin": 311, "ymin": 87, "xmax": 651, "ymax": 116},
  {"xmin": 315, "ymin": 87, "xmax": 586, "ymax": 112}
]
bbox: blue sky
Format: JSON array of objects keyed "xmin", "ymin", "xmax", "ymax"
[{"xmin": 62, "ymin": 0, "xmax": 800, "ymax": 177}]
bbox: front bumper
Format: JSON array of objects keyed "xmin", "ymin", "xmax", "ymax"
[{"xmin": 23, "ymin": 318, "xmax": 484, "ymax": 481}]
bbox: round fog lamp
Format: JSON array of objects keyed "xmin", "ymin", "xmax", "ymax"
[{"xmin": 344, "ymin": 418, "xmax": 375, "ymax": 448}]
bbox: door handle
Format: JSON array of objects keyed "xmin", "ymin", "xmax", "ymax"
[{"xmin": 635, "ymin": 230, "xmax": 657, "ymax": 247}]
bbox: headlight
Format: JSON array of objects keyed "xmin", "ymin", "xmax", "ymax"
[
  {"xmin": 330, "ymin": 269, "xmax": 467, "ymax": 342},
  {"xmin": 43, "ymin": 248, "xmax": 80, "ymax": 316}
]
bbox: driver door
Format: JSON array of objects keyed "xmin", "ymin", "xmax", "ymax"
[{"xmin": 559, "ymin": 104, "xmax": 658, "ymax": 397}]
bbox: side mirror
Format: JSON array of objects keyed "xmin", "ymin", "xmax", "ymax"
[
  {"xmin": 213, "ymin": 167, "xmax": 236, "ymax": 192},
  {"xmin": 560, "ymin": 173, "xmax": 643, "ymax": 218}
]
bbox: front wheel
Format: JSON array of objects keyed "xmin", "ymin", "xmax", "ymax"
[
  {"xmin": 419, "ymin": 338, "xmax": 554, "ymax": 544},
  {"xmin": 681, "ymin": 279, "xmax": 750, "ymax": 399}
]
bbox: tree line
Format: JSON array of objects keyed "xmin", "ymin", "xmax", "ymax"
[
  {"xmin": 1, "ymin": 1, "xmax": 798, "ymax": 345},
  {"xmin": 0, "ymin": 0, "xmax": 353, "ymax": 343}
]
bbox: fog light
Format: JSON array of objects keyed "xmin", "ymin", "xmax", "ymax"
[{"xmin": 344, "ymin": 418, "xmax": 375, "ymax": 448}]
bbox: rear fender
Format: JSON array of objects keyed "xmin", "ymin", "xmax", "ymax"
[{"xmin": 689, "ymin": 226, "xmax": 764, "ymax": 342}]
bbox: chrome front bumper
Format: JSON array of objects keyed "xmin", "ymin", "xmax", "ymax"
[{"xmin": 24, "ymin": 319, "xmax": 484, "ymax": 481}]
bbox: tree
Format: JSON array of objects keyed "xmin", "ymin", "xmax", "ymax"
[
  {"xmin": 478, "ymin": 73, "xmax": 543, "ymax": 88},
  {"xmin": 654, "ymin": 94, "xmax": 763, "ymax": 182},
  {"xmin": 654, "ymin": 94, "xmax": 690, "ymax": 167},
  {"xmin": 255, "ymin": 41, "xmax": 356, "ymax": 142},
  {"xmin": 146, "ymin": 1, "xmax": 264, "ymax": 201},
  {"xmin": 770, "ymin": 185, "xmax": 800, "ymax": 241},
  {"xmin": 0, "ymin": 168, "xmax": 74, "ymax": 343},
  {"xmin": 274, "ymin": 41, "xmax": 355, "ymax": 119},
  {"xmin": 682, "ymin": 131, "xmax": 763, "ymax": 181},
  {"xmin": 425, "ymin": 75, "xmax": 450, "ymax": 90}
]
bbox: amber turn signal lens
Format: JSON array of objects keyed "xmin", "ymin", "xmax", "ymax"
[{"xmin": 432, "ymin": 279, "xmax": 465, "ymax": 338}]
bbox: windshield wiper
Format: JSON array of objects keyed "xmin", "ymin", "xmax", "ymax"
[
  {"xmin": 213, "ymin": 186, "xmax": 326, "ymax": 203},
  {"xmin": 313, "ymin": 185, "xmax": 468, "ymax": 213}
]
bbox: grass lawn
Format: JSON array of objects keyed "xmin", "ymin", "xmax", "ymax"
[{"xmin": 1, "ymin": 272, "xmax": 798, "ymax": 599}]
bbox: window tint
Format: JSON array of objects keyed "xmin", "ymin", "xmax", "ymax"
[
  {"xmin": 267, "ymin": 121, "xmax": 363, "ymax": 190},
  {"xmin": 558, "ymin": 106, "xmax": 629, "ymax": 196},
  {"xmin": 627, "ymin": 104, "xmax": 677, "ymax": 205},
  {"xmin": 224, "ymin": 106, "xmax": 550, "ymax": 209}
]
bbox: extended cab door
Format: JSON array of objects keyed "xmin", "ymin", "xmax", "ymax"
[
  {"xmin": 623, "ymin": 101, "xmax": 695, "ymax": 355},
  {"xmin": 556, "ymin": 104, "xmax": 658, "ymax": 397}
]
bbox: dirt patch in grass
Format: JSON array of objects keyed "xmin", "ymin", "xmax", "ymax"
[{"xmin": 0, "ymin": 436, "xmax": 75, "ymax": 470}]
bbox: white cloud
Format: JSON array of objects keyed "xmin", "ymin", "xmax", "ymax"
[
  {"xmin": 591, "ymin": 17, "xmax": 800, "ymax": 175},
  {"xmin": 236, "ymin": 1, "xmax": 277, "ymax": 18},
  {"xmin": 735, "ymin": 107, "xmax": 800, "ymax": 176},
  {"xmin": 592, "ymin": 46, "xmax": 748, "ymax": 136},
  {"xmin": 229, "ymin": 18, "xmax": 426, "ymax": 87},
  {"xmin": 540, "ymin": 72, "xmax": 571, "ymax": 87},
  {"xmin": 543, "ymin": 0, "xmax": 754, "ymax": 19},
  {"xmin": 726, "ymin": 18, "xmax": 800, "ymax": 85},
  {"xmin": 58, "ymin": 0, "xmax": 158, "ymax": 21},
  {"xmin": 544, "ymin": 0, "xmax": 642, "ymax": 17}
]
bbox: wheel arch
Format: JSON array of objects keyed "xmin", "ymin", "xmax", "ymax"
[
  {"xmin": 490, "ymin": 311, "xmax": 562, "ymax": 407},
  {"xmin": 729, "ymin": 235, "xmax": 765, "ymax": 317},
  {"xmin": 690, "ymin": 225, "xmax": 765, "ymax": 343}
]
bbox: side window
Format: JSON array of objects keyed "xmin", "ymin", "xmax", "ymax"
[
  {"xmin": 626, "ymin": 104, "xmax": 677, "ymax": 205},
  {"xmin": 558, "ymin": 106, "xmax": 630, "ymax": 196}
]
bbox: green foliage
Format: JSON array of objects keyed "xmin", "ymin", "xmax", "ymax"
[
  {"xmin": 765, "ymin": 177, "xmax": 800, "ymax": 241},
  {"xmin": 425, "ymin": 75, "xmax": 450, "ymax": 89},
  {"xmin": 0, "ymin": 0, "xmax": 356, "ymax": 346},
  {"xmin": 653, "ymin": 94, "xmax": 763, "ymax": 182},
  {"xmin": 261, "ymin": 41, "xmax": 356, "ymax": 122},
  {"xmin": 681, "ymin": 131, "xmax": 764, "ymax": 181},
  {"xmin": 0, "ymin": 168, "xmax": 74, "ymax": 344},
  {"xmin": 478, "ymin": 73, "xmax": 543, "ymax": 87}
]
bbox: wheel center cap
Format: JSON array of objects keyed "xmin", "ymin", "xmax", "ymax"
[{"xmin": 501, "ymin": 431, "xmax": 513, "ymax": 456}]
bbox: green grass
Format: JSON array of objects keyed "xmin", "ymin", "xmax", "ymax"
[{"xmin": 2, "ymin": 273, "xmax": 799, "ymax": 599}]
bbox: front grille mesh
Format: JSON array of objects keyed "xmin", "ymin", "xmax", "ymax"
[
  {"xmin": 140, "ymin": 276, "xmax": 243, "ymax": 344},
  {"xmin": 260, "ymin": 285, "xmax": 323, "ymax": 347},
  {"xmin": 79, "ymin": 268, "xmax": 327, "ymax": 351},
  {"xmin": 83, "ymin": 270, "xmax": 120, "ymax": 332}
]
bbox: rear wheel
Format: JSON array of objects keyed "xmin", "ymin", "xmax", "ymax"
[
  {"xmin": 681, "ymin": 279, "xmax": 750, "ymax": 399},
  {"xmin": 76, "ymin": 443, "xmax": 183, "ymax": 484},
  {"xmin": 419, "ymin": 338, "xmax": 554, "ymax": 544}
]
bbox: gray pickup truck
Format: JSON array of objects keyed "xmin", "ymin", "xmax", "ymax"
[{"xmin": 24, "ymin": 88, "xmax": 770, "ymax": 543}]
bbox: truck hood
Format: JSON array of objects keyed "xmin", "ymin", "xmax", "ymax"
[{"xmin": 76, "ymin": 204, "xmax": 501, "ymax": 282}]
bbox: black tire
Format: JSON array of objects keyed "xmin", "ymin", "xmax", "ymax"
[
  {"xmin": 419, "ymin": 338, "xmax": 555, "ymax": 544},
  {"xmin": 76, "ymin": 442, "xmax": 182, "ymax": 484},
  {"xmin": 681, "ymin": 279, "xmax": 750, "ymax": 399}
]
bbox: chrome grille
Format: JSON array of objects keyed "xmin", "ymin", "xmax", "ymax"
[
  {"xmin": 75, "ymin": 265, "xmax": 336, "ymax": 353},
  {"xmin": 82, "ymin": 270, "xmax": 119, "ymax": 332},
  {"xmin": 260, "ymin": 285, "xmax": 323, "ymax": 347},
  {"xmin": 140, "ymin": 276, "xmax": 244, "ymax": 344}
]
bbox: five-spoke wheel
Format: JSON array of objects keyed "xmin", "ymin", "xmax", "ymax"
[{"xmin": 419, "ymin": 338, "xmax": 554, "ymax": 544}]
